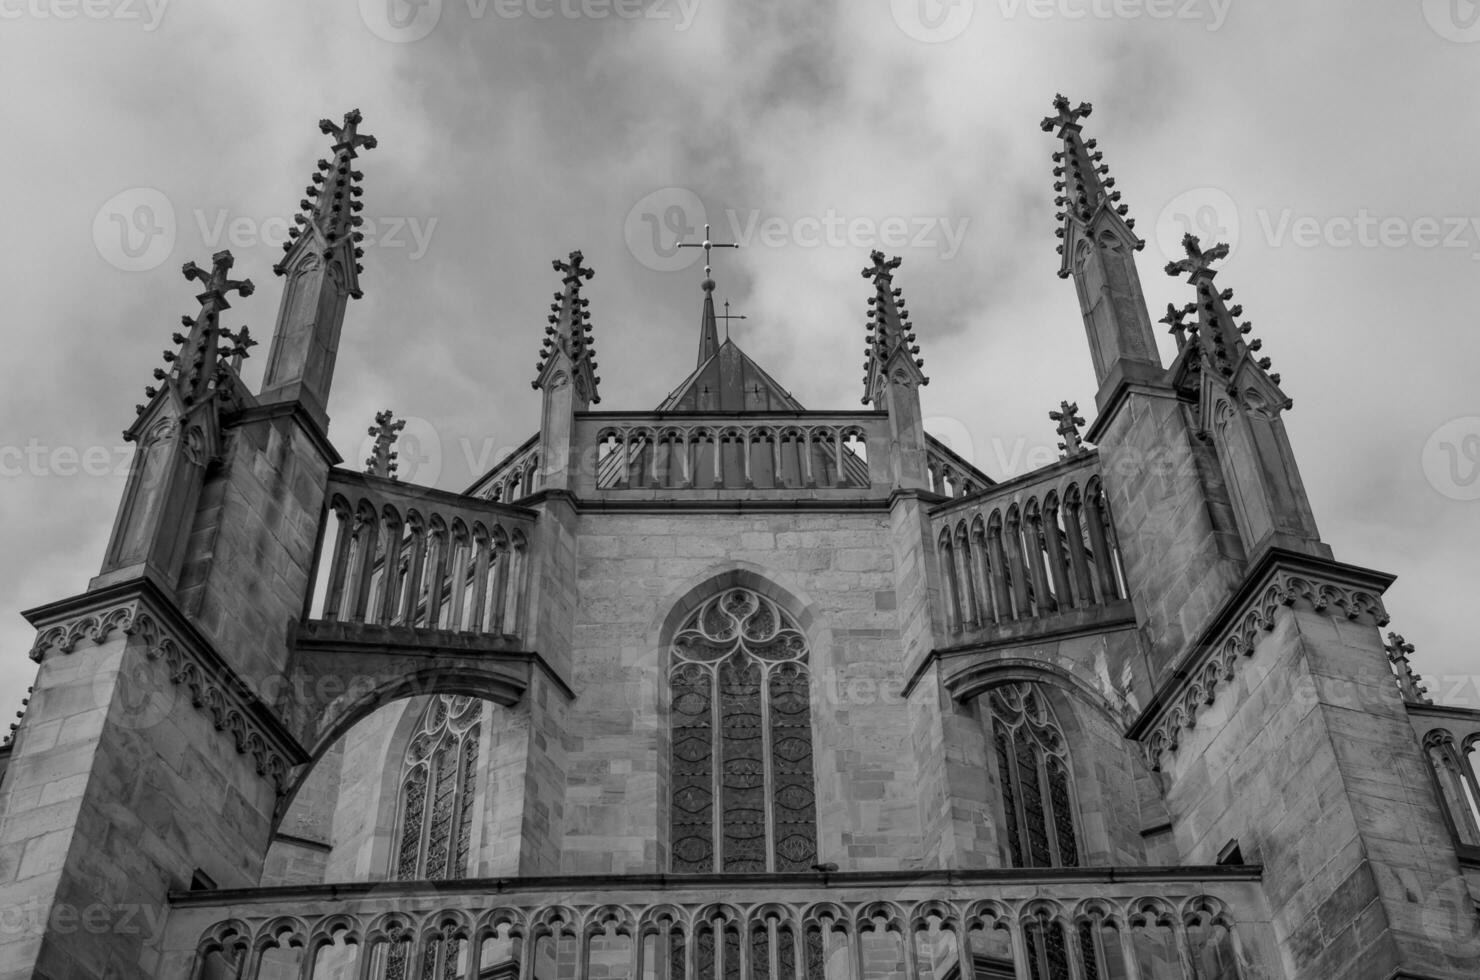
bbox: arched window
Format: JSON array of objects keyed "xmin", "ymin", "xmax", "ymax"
[
  {"xmin": 669, "ymin": 586, "xmax": 818, "ymax": 873},
  {"xmin": 986, "ymin": 683, "xmax": 1079, "ymax": 869},
  {"xmin": 391, "ymin": 695, "xmax": 481, "ymax": 881}
]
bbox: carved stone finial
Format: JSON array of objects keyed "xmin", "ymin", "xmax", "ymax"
[
  {"xmin": 275, "ymin": 109, "xmax": 376, "ymax": 287},
  {"xmin": 183, "ymin": 249, "xmax": 255, "ymax": 310},
  {"xmin": 1164, "ymin": 233, "xmax": 1229, "ymax": 282},
  {"xmin": 1384, "ymin": 632, "xmax": 1432, "ymax": 705},
  {"xmin": 534, "ymin": 250, "xmax": 600, "ymax": 403},
  {"xmin": 860, "ymin": 252, "xmax": 926, "ymax": 404},
  {"xmin": 365, "ymin": 409, "xmax": 406, "ymax": 480},
  {"xmin": 1049, "ymin": 400, "xmax": 1088, "ymax": 457},
  {"xmin": 1040, "ymin": 93, "xmax": 1092, "ymax": 135}
]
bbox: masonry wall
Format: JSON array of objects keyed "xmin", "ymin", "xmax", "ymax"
[
  {"xmin": 562, "ymin": 508, "xmax": 921, "ymax": 873},
  {"xmin": 1096, "ymin": 391, "xmax": 1245, "ymax": 677},
  {"xmin": 177, "ymin": 415, "xmax": 331, "ymax": 688},
  {"xmin": 1161, "ymin": 604, "xmax": 1475, "ymax": 979},
  {"xmin": 0, "ymin": 632, "xmax": 279, "ymax": 980}
]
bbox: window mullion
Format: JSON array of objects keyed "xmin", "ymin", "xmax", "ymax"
[
  {"xmin": 759, "ymin": 660, "xmax": 775, "ymax": 874},
  {"xmin": 1038, "ymin": 745, "xmax": 1060, "ymax": 868},
  {"xmin": 710, "ymin": 663, "xmax": 723, "ymax": 873}
]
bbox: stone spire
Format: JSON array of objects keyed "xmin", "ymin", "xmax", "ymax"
[
  {"xmin": 259, "ymin": 109, "xmax": 376, "ymax": 429},
  {"xmin": 1042, "ymin": 94, "xmax": 1141, "ymax": 267},
  {"xmin": 103, "ymin": 250, "xmax": 255, "ymax": 588},
  {"xmin": 1042, "ymin": 94, "xmax": 1161, "ymax": 397},
  {"xmin": 860, "ymin": 250, "xmax": 927, "ymax": 406},
  {"xmin": 364, "ymin": 409, "xmax": 406, "ymax": 480},
  {"xmin": 1163, "ymin": 232, "xmax": 1326, "ymax": 559},
  {"xmin": 679, "ymin": 223, "xmax": 739, "ymax": 367},
  {"xmin": 533, "ymin": 250, "xmax": 600, "ymax": 406}
]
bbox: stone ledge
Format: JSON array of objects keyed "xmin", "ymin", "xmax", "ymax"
[
  {"xmin": 168, "ymin": 863, "xmax": 1265, "ymax": 906},
  {"xmin": 901, "ymin": 600, "xmax": 1138, "ymax": 698}
]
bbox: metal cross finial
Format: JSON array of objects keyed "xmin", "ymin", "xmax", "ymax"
[
  {"xmin": 182, "ymin": 249, "xmax": 255, "ymax": 312},
  {"xmin": 861, "ymin": 250, "xmax": 903, "ymax": 281},
  {"xmin": 1164, "ymin": 233, "xmax": 1229, "ymax": 281},
  {"xmin": 678, "ymin": 223, "xmax": 739, "ymax": 285},
  {"xmin": 717, "ymin": 300, "xmax": 746, "ymax": 341},
  {"xmin": 365, "ymin": 409, "xmax": 407, "ymax": 480},
  {"xmin": 1041, "ymin": 94, "xmax": 1092, "ymax": 135},
  {"xmin": 1050, "ymin": 400, "xmax": 1088, "ymax": 458},
  {"xmin": 319, "ymin": 108, "xmax": 378, "ymax": 158}
]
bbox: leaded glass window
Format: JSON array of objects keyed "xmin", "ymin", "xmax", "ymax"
[
  {"xmin": 669, "ymin": 587, "xmax": 818, "ymax": 873},
  {"xmin": 987, "ymin": 683, "xmax": 1079, "ymax": 869},
  {"xmin": 391, "ymin": 695, "xmax": 482, "ymax": 881},
  {"xmin": 384, "ymin": 696, "xmax": 481, "ymax": 980}
]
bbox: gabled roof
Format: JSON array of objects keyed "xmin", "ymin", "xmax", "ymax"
[{"xmin": 656, "ymin": 338, "xmax": 804, "ymax": 413}]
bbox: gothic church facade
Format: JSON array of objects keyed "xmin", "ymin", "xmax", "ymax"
[{"xmin": 0, "ymin": 100, "xmax": 1477, "ymax": 980}]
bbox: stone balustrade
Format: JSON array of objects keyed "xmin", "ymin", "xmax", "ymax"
[
  {"xmin": 929, "ymin": 454, "xmax": 1130, "ymax": 639},
  {"xmin": 164, "ymin": 868, "xmax": 1272, "ymax": 980},
  {"xmin": 307, "ymin": 471, "xmax": 538, "ymax": 640},
  {"xmin": 571, "ymin": 412, "xmax": 889, "ymax": 499}
]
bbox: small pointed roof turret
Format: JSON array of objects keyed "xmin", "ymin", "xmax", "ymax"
[
  {"xmin": 1042, "ymin": 94, "xmax": 1143, "ymax": 277},
  {"xmin": 860, "ymin": 250, "xmax": 927, "ymax": 405},
  {"xmin": 533, "ymin": 249, "xmax": 600, "ymax": 404}
]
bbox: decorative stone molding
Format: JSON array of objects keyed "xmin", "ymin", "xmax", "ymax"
[
  {"xmin": 1139, "ymin": 558, "xmax": 1391, "ymax": 772},
  {"xmin": 24, "ymin": 583, "xmax": 303, "ymax": 789}
]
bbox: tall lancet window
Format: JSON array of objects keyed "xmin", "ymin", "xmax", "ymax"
[
  {"xmin": 391, "ymin": 695, "xmax": 481, "ymax": 881},
  {"xmin": 987, "ymin": 683, "xmax": 1079, "ymax": 869},
  {"xmin": 670, "ymin": 587, "xmax": 818, "ymax": 873}
]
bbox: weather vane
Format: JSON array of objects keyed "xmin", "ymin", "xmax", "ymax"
[{"xmin": 717, "ymin": 299, "xmax": 746, "ymax": 340}]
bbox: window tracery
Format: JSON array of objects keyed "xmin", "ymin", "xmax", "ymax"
[
  {"xmin": 987, "ymin": 683, "xmax": 1079, "ymax": 869},
  {"xmin": 670, "ymin": 587, "xmax": 818, "ymax": 873}
]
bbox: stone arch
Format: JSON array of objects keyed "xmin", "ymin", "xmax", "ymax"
[
  {"xmin": 948, "ymin": 661, "xmax": 1164, "ymax": 867},
  {"xmin": 656, "ymin": 567, "xmax": 823, "ymax": 876}
]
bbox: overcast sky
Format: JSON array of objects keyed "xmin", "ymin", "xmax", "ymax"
[{"xmin": 1, "ymin": 1, "xmax": 1477, "ymax": 730}]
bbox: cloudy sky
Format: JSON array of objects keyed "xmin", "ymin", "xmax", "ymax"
[{"xmin": 1, "ymin": 1, "xmax": 1477, "ymax": 728}]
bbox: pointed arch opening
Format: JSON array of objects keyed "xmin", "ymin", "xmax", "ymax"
[{"xmin": 667, "ymin": 584, "xmax": 819, "ymax": 874}]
